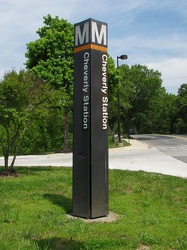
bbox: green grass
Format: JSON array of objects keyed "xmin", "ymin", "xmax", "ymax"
[
  {"xmin": 108, "ymin": 134, "xmax": 130, "ymax": 148},
  {"xmin": 0, "ymin": 167, "xmax": 187, "ymax": 250}
]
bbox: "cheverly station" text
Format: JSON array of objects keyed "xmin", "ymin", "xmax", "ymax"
[
  {"xmin": 101, "ymin": 54, "xmax": 108, "ymax": 130},
  {"xmin": 82, "ymin": 52, "xmax": 90, "ymax": 130}
]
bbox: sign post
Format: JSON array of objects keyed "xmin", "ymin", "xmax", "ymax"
[{"xmin": 73, "ymin": 18, "xmax": 109, "ymax": 219}]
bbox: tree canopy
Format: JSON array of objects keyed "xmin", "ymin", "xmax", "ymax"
[
  {"xmin": 115, "ymin": 64, "xmax": 187, "ymax": 135},
  {"xmin": 0, "ymin": 70, "xmax": 50, "ymax": 171},
  {"xmin": 25, "ymin": 14, "xmax": 74, "ymax": 90},
  {"xmin": 25, "ymin": 14, "xmax": 74, "ymax": 152}
]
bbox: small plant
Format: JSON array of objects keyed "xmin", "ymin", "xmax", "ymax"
[{"xmin": 108, "ymin": 133, "xmax": 130, "ymax": 148}]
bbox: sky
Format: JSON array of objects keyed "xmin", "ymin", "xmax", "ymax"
[{"xmin": 0, "ymin": 0, "xmax": 187, "ymax": 94}]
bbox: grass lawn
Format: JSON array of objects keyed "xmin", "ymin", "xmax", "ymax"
[{"xmin": 0, "ymin": 167, "xmax": 187, "ymax": 250}]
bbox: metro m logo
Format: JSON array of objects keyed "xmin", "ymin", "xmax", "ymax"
[
  {"xmin": 75, "ymin": 22, "xmax": 89, "ymax": 46},
  {"xmin": 92, "ymin": 21, "xmax": 107, "ymax": 45},
  {"xmin": 74, "ymin": 19, "xmax": 107, "ymax": 47}
]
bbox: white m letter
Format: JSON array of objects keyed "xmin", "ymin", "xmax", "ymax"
[
  {"xmin": 92, "ymin": 22, "xmax": 107, "ymax": 45},
  {"xmin": 75, "ymin": 22, "xmax": 89, "ymax": 46}
]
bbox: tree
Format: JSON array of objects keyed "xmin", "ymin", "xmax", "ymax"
[
  {"xmin": 163, "ymin": 93, "xmax": 179, "ymax": 134},
  {"xmin": 177, "ymin": 83, "xmax": 187, "ymax": 133},
  {"xmin": 0, "ymin": 70, "xmax": 49, "ymax": 173},
  {"xmin": 107, "ymin": 56, "xmax": 120, "ymax": 131},
  {"xmin": 118, "ymin": 64, "xmax": 135, "ymax": 136},
  {"xmin": 17, "ymin": 88, "xmax": 71, "ymax": 155},
  {"xmin": 118, "ymin": 64, "xmax": 163, "ymax": 134},
  {"xmin": 25, "ymin": 14, "xmax": 74, "ymax": 152},
  {"xmin": 144, "ymin": 91, "xmax": 179, "ymax": 134}
]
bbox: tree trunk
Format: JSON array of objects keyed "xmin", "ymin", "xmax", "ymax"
[
  {"xmin": 63, "ymin": 107, "xmax": 69, "ymax": 153},
  {"xmin": 170, "ymin": 117, "xmax": 175, "ymax": 134},
  {"xmin": 10, "ymin": 127, "xmax": 27, "ymax": 170},
  {"xmin": 4, "ymin": 152, "xmax": 9, "ymax": 172}
]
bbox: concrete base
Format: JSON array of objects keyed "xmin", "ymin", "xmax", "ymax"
[
  {"xmin": 67, "ymin": 211, "xmax": 118, "ymax": 223},
  {"xmin": 117, "ymin": 142, "xmax": 124, "ymax": 147}
]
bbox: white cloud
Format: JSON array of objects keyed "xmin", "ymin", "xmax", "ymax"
[
  {"xmin": 110, "ymin": 32, "xmax": 187, "ymax": 63},
  {"xmin": 0, "ymin": 0, "xmax": 186, "ymax": 94},
  {"xmin": 147, "ymin": 58, "xmax": 187, "ymax": 93},
  {"xmin": 109, "ymin": 31, "xmax": 187, "ymax": 94}
]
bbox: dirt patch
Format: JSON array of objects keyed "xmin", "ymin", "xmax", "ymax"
[{"xmin": 136, "ymin": 244, "xmax": 150, "ymax": 250}]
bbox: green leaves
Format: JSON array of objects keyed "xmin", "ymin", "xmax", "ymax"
[
  {"xmin": 25, "ymin": 15, "xmax": 74, "ymax": 93},
  {"xmin": 0, "ymin": 70, "xmax": 51, "ymax": 169},
  {"xmin": 25, "ymin": 15, "xmax": 74, "ymax": 152},
  {"xmin": 114, "ymin": 64, "xmax": 187, "ymax": 134}
]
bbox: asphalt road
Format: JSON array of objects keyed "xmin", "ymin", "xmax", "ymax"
[{"xmin": 132, "ymin": 134, "xmax": 187, "ymax": 164}]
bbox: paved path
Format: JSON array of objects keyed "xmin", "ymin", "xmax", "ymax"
[
  {"xmin": 109, "ymin": 140, "xmax": 187, "ymax": 178},
  {"xmin": 132, "ymin": 134, "xmax": 187, "ymax": 164},
  {"xmin": 0, "ymin": 139, "xmax": 187, "ymax": 178}
]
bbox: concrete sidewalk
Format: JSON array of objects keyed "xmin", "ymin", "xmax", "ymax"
[
  {"xmin": 109, "ymin": 139, "xmax": 187, "ymax": 178},
  {"xmin": 0, "ymin": 139, "xmax": 187, "ymax": 178},
  {"xmin": 110, "ymin": 138, "xmax": 149, "ymax": 152}
]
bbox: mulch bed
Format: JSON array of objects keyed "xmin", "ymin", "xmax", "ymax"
[{"xmin": 0, "ymin": 170, "xmax": 19, "ymax": 177}]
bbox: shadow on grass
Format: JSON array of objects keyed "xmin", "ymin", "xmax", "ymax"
[
  {"xmin": 35, "ymin": 237, "xmax": 85, "ymax": 250},
  {"xmin": 17, "ymin": 166, "xmax": 59, "ymax": 173},
  {"xmin": 35, "ymin": 237, "xmax": 130, "ymax": 250},
  {"xmin": 43, "ymin": 193, "xmax": 72, "ymax": 214}
]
